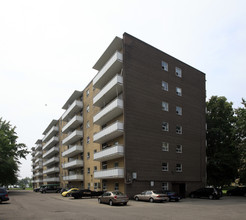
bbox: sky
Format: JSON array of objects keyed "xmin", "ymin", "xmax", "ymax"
[{"xmin": 0, "ymin": 0, "xmax": 245, "ymax": 179}]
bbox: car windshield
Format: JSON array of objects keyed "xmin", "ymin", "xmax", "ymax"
[{"xmin": 112, "ymin": 191, "xmax": 124, "ymax": 196}]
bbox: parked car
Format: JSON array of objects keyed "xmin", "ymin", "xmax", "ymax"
[
  {"xmin": 98, "ymin": 191, "xmax": 129, "ymax": 206},
  {"xmin": 71, "ymin": 189, "xmax": 104, "ymax": 199},
  {"xmin": 40, "ymin": 184, "xmax": 62, "ymax": 193},
  {"xmin": 162, "ymin": 190, "xmax": 181, "ymax": 202},
  {"xmin": 33, "ymin": 187, "xmax": 40, "ymax": 192},
  {"xmin": 62, "ymin": 188, "xmax": 79, "ymax": 197},
  {"xmin": 189, "ymin": 187, "xmax": 221, "ymax": 199},
  {"xmin": 227, "ymin": 187, "xmax": 246, "ymax": 196},
  {"xmin": 134, "ymin": 190, "xmax": 169, "ymax": 203},
  {"xmin": 0, "ymin": 187, "xmax": 9, "ymax": 204}
]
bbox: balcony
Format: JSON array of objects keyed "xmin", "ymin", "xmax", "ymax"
[
  {"xmin": 43, "ymin": 136, "xmax": 59, "ymax": 151},
  {"xmin": 93, "ymin": 75, "xmax": 123, "ymax": 108},
  {"xmin": 42, "ymin": 126, "xmax": 59, "ymax": 142},
  {"xmin": 35, "ymin": 151, "xmax": 42, "ymax": 158},
  {"xmin": 94, "ymin": 168, "xmax": 124, "ymax": 179},
  {"xmin": 94, "ymin": 145, "xmax": 124, "ymax": 161},
  {"xmin": 62, "ymin": 130, "xmax": 83, "ymax": 146},
  {"xmin": 33, "ymin": 179, "xmax": 43, "ymax": 183},
  {"xmin": 35, "ymin": 143, "xmax": 42, "ymax": 151},
  {"xmin": 62, "ymin": 115, "xmax": 83, "ymax": 134},
  {"xmin": 62, "ymin": 159, "xmax": 83, "ymax": 169},
  {"xmin": 93, "ymin": 98, "xmax": 123, "ymax": 126},
  {"xmin": 43, "ymin": 167, "xmax": 59, "ymax": 175},
  {"xmin": 62, "ymin": 145, "xmax": 83, "ymax": 158},
  {"xmin": 43, "ymin": 157, "xmax": 59, "ymax": 167},
  {"xmin": 43, "ymin": 177, "xmax": 59, "ymax": 182},
  {"xmin": 93, "ymin": 121, "xmax": 124, "ymax": 144},
  {"xmin": 93, "ymin": 51, "xmax": 123, "ymax": 89},
  {"xmin": 35, "ymin": 158, "xmax": 42, "ymax": 164},
  {"xmin": 34, "ymin": 172, "xmax": 43, "ymax": 177},
  {"xmin": 63, "ymin": 174, "xmax": 84, "ymax": 181},
  {"xmin": 43, "ymin": 147, "xmax": 59, "ymax": 159},
  {"xmin": 62, "ymin": 100, "xmax": 83, "ymax": 122}
]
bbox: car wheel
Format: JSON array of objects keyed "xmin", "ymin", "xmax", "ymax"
[
  {"xmin": 209, "ymin": 195, "xmax": 213, "ymax": 200},
  {"xmin": 149, "ymin": 198, "xmax": 154, "ymax": 203},
  {"xmin": 98, "ymin": 198, "xmax": 101, "ymax": 204},
  {"xmin": 135, "ymin": 196, "xmax": 139, "ymax": 201},
  {"xmin": 109, "ymin": 200, "xmax": 113, "ymax": 206}
]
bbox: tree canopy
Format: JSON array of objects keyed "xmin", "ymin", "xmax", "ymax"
[{"xmin": 0, "ymin": 118, "xmax": 29, "ymax": 186}]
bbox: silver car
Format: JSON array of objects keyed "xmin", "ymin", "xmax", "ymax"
[
  {"xmin": 134, "ymin": 190, "xmax": 169, "ymax": 202},
  {"xmin": 98, "ymin": 191, "xmax": 129, "ymax": 206}
]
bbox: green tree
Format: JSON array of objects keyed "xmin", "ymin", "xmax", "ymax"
[
  {"xmin": 206, "ymin": 96, "xmax": 240, "ymax": 186},
  {"xmin": 235, "ymin": 99, "xmax": 246, "ymax": 184},
  {"xmin": 0, "ymin": 118, "xmax": 29, "ymax": 186}
]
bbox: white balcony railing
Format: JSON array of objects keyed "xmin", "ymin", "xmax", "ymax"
[
  {"xmin": 43, "ymin": 177, "xmax": 59, "ymax": 182},
  {"xmin": 42, "ymin": 126, "xmax": 59, "ymax": 142},
  {"xmin": 43, "ymin": 147, "xmax": 59, "ymax": 159},
  {"xmin": 35, "ymin": 151, "xmax": 42, "ymax": 158},
  {"xmin": 93, "ymin": 121, "xmax": 124, "ymax": 144},
  {"xmin": 62, "ymin": 145, "xmax": 83, "ymax": 158},
  {"xmin": 94, "ymin": 168, "xmax": 124, "ymax": 179},
  {"xmin": 63, "ymin": 174, "xmax": 84, "ymax": 181},
  {"xmin": 42, "ymin": 136, "xmax": 59, "ymax": 151},
  {"xmin": 94, "ymin": 145, "xmax": 124, "ymax": 162},
  {"xmin": 43, "ymin": 167, "xmax": 59, "ymax": 174},
  {"xmin": 43, "ymin": 157, "xmax": 59, "ymax": 167},
  {"xmin": 93, "ymin": 98, "xmax": 123, "ymax": 126},
  {"xmin": 62, "ymin": 130, "xmax": 83, "ymax": 146},
  {"xmin": 93, "ymin": 74, "xmax": 123, "ymax": 107},
  {"xmin": 62, "ymin": 115, "xmax": 83, "ymax": 134},
  {"xmin": 34, "ymin": 172, "xmax": 43, "ymax": 177},
  {"xmin": 33, "ymin": 179, "xmax": 43, "ymax": 183},
  {"xmin": 93, "ymin": 51, "xmax": 123, "ymax": 89},
  {"xmin": 62, "ymin": 100, "xmax": 83, "ymax": 122},
  {"xmin": 62, "ymin": 159, "xmax": 83, "ymax": 169}
]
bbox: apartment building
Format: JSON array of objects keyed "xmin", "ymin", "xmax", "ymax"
[{"xmin": 32, "ymin": 33, "xmax": 206, "ymax": 197}]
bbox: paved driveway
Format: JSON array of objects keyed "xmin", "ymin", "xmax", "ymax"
[{"xmin": 0, "ymin": 190, "xmax": 245, "ymax": 220}]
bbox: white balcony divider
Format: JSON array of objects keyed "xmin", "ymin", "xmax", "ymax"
[
  {"xmin": 94, "ymin": 168, "xmax": 124, "ymax": 179},
  {"xmin": 43, "ymin": 157, "xmax": 59, "ymax": 166},
  {"xmin": 42, "ymin": 137, "xmax": 59, "ymax": 151},
  {"xmin": 94, "ymin": 145, "xmax": 124, "ymax": 161},
  {"xmin": 62, "ymin": 100, "xmax": 83, "ymax": 121},
  {"xmin": 62, "ymin": 130, "xmax": 83, "ymax": 146},
  {"xmin": 42, "ymin": 126, "xmax": 59, "ymax": 142},
  {"xmin": 43, "ymin": 167, "xmax": 59, "ymax": 174},
  {"xmin": 63, "ymin": 174, "xmax": 84, "ymax": 181},
  {"xmin": 62, "ymin": 115, "xmax": 83, "ymax": 134},
  {"xmin": 62, "ymin": 145, "xmax": 83, "ymax": 158},
  {"xmin": 93, "ymin": 121, "xmax": 124, "ymax": 144},
  {"xmin": 42, "ymin": 147, "xmax": 59, "ymax": 159},
  {"xmin": 93, "ymin": 98, "xmax": 123, "ymax": 126},
  {"xmin": 93, "ymin": 74, "xmax": 123, "ymax": 107},
  {"xmin": 62, "ymin": 159, "xmax": 83, "ymax": 169},
  {"xmin": 93, "ymin": 51, "xmax": 123, "ymax": 89}
]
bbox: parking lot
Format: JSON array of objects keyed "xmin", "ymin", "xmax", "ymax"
[{"xmin": 0, "ymin": 190, "xmax": 245, "ymax": 220}]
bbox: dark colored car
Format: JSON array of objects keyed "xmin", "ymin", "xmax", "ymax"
[
  {"xmin": 227, "ymin": 187, "xmax": 246, "ymax": 196},
  {"xmin": 98, "ymin": 191, "xmax": 129, "ymax": 206},
  {"xmin": 162, "ymin": 190, "xmax": 181, "ymax": 202},
  {"xmin": 189, "ymin": 187, "xmax": 221, "ymax": 200},
  {"xmin": 71, "ymin": 189, "xmax": 104, "ymax": 199},
  {"xmin": 0, "ymin": 187, "xmax": 9, "ymax": 203},
  {"xmin": 40, "ymin": 184, "xmax": 62, "ymax": 193},
  {"xmin": 33, "ymin": 187, "xmax": 40, "ymax": 192}
]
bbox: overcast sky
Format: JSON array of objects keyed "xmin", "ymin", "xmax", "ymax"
[{"xmin": 0, "ymin": 0, "xmax": 245, "ymax": 179}]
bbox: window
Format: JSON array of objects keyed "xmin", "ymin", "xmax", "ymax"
[
  {"xmin": 94, "ymin": 182, "xmax": 98, "ymax": 189},
  {"xmin": 176, "ymin": 145, "xmax": 183, "ymax": 153},
  {"xmin": 176, "ymin": 106, "xmax": 182, "ymax": 115},
  {"xmin": 162, "ymin": 101, "xmax": 169, "ymax": 111},
  {"xmin": 162, "ymin": 142, "xmax": 169, "ymax": 152},
  {"xmin": 87, "ymin": 152, "xmax": 90, "ymax": 159},
  {"xmin": 94, "ymin": 166, "xmax": 97, "ymax": 172},
  {"xmin": 175, "ymin": 67, "xmax": 182, "ymax": 78},
  {"xmin": 114, "ymin": 162, "xmax": 119, "ymax": 168},
  {"xmin": 94, "ymin": 149, "xmax": 97, "ymax": 154},
  {"xmin": 86, "ymin": 89, "xmax": 89, "ymax": 97},
  {"xmin": 86, "ymin": 121, "xmax": 90, "ymax": 128},
  {"xmin": 86, "ymin": 105, "xmax": 90, "ymax": 112},
  {"xmin": 161, "ymin": 61, "xmax": 168, "ymax": 71},
  {"xmin": 176, "ymin": 87, "xmax": 182, "ymax": 96},
  {"xmin": 87, "ymin": 167, "xmax": 90, "ymax": 174},
  {"xmin": 162, "ymin": 162, "xmax": 168, "ymax": 171},
  {"xmin": 162, "ymin": 182, "xmax": 168, "ymax": 191},
  {"xmin": 115, "ymin": 183, "xmax": 119, "ymax": 190},
  {"xmin": 162, "ymin": 122, "xmax": 169, "ymax": 131},
  {"xmin": 162, "ymin": 81, "xmax": 168, "ymax": 91},
  {"xmin": 176, "ymin": 125, "xmax": 182, "ymax": 134},
  {"xmin": 102, "ymin": 181, "xmax": 107, "ymax": 190},
  {"xmin": 176, "ymin": 164, "xmax": 182, "ymax": 172},
  {"xmin": 87, "ymin": 136, "xmax": 90, "ymax": 144},
  {"xmin": 102, "ymin": 161, "xmax": 107, "ymax": 170}
]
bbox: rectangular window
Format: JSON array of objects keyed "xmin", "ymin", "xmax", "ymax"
[
  {"xmin": 86, "ymin": 105, "xmax": 90, "ymax": 112},
  {"xmin": 162, "ymin": 101, "xmax": 169, "ymax": 111},
  {"xmin": 87, "ymin": 167, "xmax": 90, "ymax": 174},
  {"xmin": 176, "ymin": 106, "xmax": 182, "ymax": 115},
  {"xmin": 102, "ymin": 181, "xmax": 107, "ymax": 190},
  {"xmin": 102, "ymin": 161, "xmax": 107, "ymax": 170},
  {"xmin": 176, "ymin": 164, "xmax": 182, "ymax": 172},
  {"xmin": 114, "ymin": 162, "xmax": 119, "ymax": 168},
  {"xmin": 175, "ymin": 67, "xmax": 182, "ymax": 78},
  {"xmin": 162, "ymin": 81, "xmax": 168, "ymax": 91},
  {"xmin": 161, "ymin": 61, "xmax": 168, "ymax": 71},
  {"xmin": 176, "ymin": 145, "xmax": 183, "ymax": 153},
  {"xmin": 176, "ymin": 125, "xmax": 182, "ymax": 134},
  {"xmin": 162, "ymin": 162, "xmax": 168, "ymax": 171},
  {"xmin": 86, "ymin": 89, "xmax": 89, "ymax": 97},
  {"xmin": 86, "ymin": 121, "xmax": 90, "ymax": 128},
  {"xmin": 94, "ymin": 166, "xmax": 97, "ymax": 172},
  {"xmin": 162, "ymin": 142, "xmax": 169, "ymax": 152},
  {"xmin": 87, "ymin": 152, "xmax": 90, "ymax": 159},
  {"xmin": 176, "ymin": 87, "xmax": 182, "ymax": 96},
  {"xmin": 94, "ymin": 182, "xmax": 98, "ymax": 189},
  {"xmin": 87, "ymin": 136, "xmax": 90, "ymax": 144},
  {"xmin": 162, "ymin": 182, "xmax": 168, "ymax": 191},
  {"xmin": 115, "ymin": 183, "xmax": 119, "ymax": 190},
  {"xmin": 162, "ymin": 122, "xmax": 169, "ymax": 131}
]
